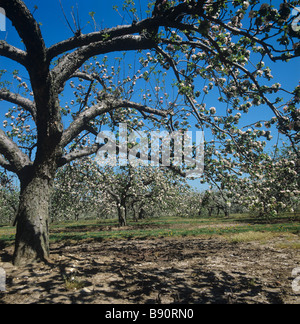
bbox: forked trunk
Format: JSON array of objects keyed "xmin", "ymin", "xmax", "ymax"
[{"xmin": 13, "ymin": 169, "xmax": 54, "ymax": 266}]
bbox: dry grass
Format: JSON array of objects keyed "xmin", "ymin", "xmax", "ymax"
[
  {"xmin": 226, "ymin": 231, "xmax": 279, "ymax": 243},
  {"xmin": 227, "ymin": 231, "xmax": 300, "ymax": 249},
  {"xmin": 63, "ymin": 273, "xmax": 86, "ymax": 291},
  {"xmin": 276, "ymin": 242, "xmax": 300, "ymax": 249}
]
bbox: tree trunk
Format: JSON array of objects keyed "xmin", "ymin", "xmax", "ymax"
[
  {"xmin": 224, "ymin": 208, "xmax": 230, "ymax": 218},
  {"xmin": 117, "ymin": 205, "xmax": 127, "ymax": 227},
  {"xmin": 13, "ymin": 168, "xmax": 54, "ymax": 266},
  {"xmin": 139, "ymin": 208, "xmax": 145, "ymax": 220},
  {"xmin": 133, "ymin": 205, "xmax": 139, "ymax": 222}
]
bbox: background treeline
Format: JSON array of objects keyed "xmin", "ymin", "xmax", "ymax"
[{"xmin": 1, "ymin": 144, "xmax": 299, "ymax": 226}]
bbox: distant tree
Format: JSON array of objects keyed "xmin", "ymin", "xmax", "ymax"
[
  {"xmin": 197, "ymin": 190, "xmax": 231, "ymax": 217},
  {"xmin": 55, "ymin": 158, "xmax": 187, "ymax": 226},
  {"xmin": 51, "ymin": 163, "xmax": 107, "ymax": 222},
  {"xmin": 229, "ymin": 144, "xmax": 300, "ymax": 219}
]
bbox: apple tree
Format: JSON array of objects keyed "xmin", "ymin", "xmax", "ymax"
[{"xmin": 0, "ymin": 0, "xmax": 299, "ymax": 265}]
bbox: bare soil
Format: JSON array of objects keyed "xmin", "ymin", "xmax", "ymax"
[{"xmin": 0, "ymin": 236, "xmax": 300, "ymax": 304}]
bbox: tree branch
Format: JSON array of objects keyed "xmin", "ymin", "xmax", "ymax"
[
  {"xmin": 0, "ymin": 129, "xmax": 31, "ymax": 173},
  {"xmin": 206, "ymin": 14, "xmax": 300, "ymax": 62},
  {"xmin": 117, "ymin": 98, "xmax": 169, "ymax": 118},
  {"xmin": 57, "ymin": 144, "xmax": 99, "ymax": 167},
  {"xmin": 60, "ymin": 96, "xmax": 168, "ymax": 148},
  {"xmin": 0, "ymin": 89, "xmax": 37, "ymax": 121},
  {"xmin": 52, "ymin": 35, "xmax": 155, "ymax": 90},
  {"xmin": 46, "ymin": 0, "xmax": 201, "ymax": 62},
  {"xmin": 0, "ymin": 154, "xmax": 16, "ymax": 172},
  {"xmin": 46, "ymin": 16, "xmax": 162, "ymax": 61},
  {"xmin": 60, "ymin": 102, "xmax": 112, "ymax": 148},
  {"xmin": 0, "ymin": 41, "xmax": 28, "ymax": 66},
  {"xmin": 70, "ymin": 71, "xmax": 107, "ymax": 90}
]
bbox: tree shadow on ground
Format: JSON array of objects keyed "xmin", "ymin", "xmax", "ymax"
[{"xmin": 0, "ymin": 237, "xmax": 297, "ymax": 304}]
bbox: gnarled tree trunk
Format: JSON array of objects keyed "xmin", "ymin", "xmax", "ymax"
[{"xmin": 13, "ymin": 164, "xmax": 56, "ymax": 266}]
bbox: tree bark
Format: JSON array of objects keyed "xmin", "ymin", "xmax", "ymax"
[
  {"xmin": 117, "ymin": 205, "xmax": 127, "ymax": 227},
  {"xmin": 13, "ymin": 166, "xmax": 55, "ymax": 266},
  {"xmin": 139, "ymin": 207, "xmax": 146, "ymax": 220},
  {"xmin": 132, "ymin": 205, "xmax": 139, "ymax": 222}
]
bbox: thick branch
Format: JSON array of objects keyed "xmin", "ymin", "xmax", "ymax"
[
  {"xmin": 52, "ymin": 35, "xmax": 155, "ymax": 90},
  {"xmin": 60, "ymin": 103, "xmax": 112, "ymax": 148},
  {"xmin": 58, "ymin": 144, "xmax": 99, "ymax": 167},
  {"xmin": 47, "ymin": 25, "xmax": 135, "ymax": 60},
  {"xmin": 0, "ymin": 154, "xmax": 16, "ymax": 172},
  {"xmin": 0, "ymin": 41, "xmax": 27, "ymax": 66},
  {"xmin": 46, "ymin": 0, "xmax": 201, "ymax": 61},
  {"xmin": 46, "ymin": 16, "xmax": 165, "ymax": 61},
  {"xmin": 61, "ymin": 96, "xmax": 168, "ymax": 148},
  {"xmin": 0, "ymin": 90, "xmax": 36, "ymax": 121},
  {"xmin": 0, "ymin": 129, "xmax": 31, "ymax": 173}
]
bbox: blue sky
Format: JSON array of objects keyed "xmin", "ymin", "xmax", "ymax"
[
  {"xmin": 4, "ymin": 0, "xmax": 134, "ymax": 46},
  {"xmin": 1, "ymin": 0, "xmax": 300, "ymax": 192}
]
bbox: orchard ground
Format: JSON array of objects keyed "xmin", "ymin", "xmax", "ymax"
[{"xmin": 0, "ymin": 214, "xmax": 300, "ymax": 304}]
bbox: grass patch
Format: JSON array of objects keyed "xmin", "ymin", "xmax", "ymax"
[
  {"xmin": 226, "ymin": 231, "xmax": 279, "ymax": 243},
  {"xmin": 0, "ymin": 226, "xmax": 16, "ymax": 244},
  {"xmin": 1, "ymin": 215, "xmax": 299, "ymax": 246},
  {"xmin": 62, "ymin": 273, "xmax": 87, "ymax": 291},
  {"xmin": 276, "ymin": 241, "xmax": 300, "ymax": 249},
  {"xmin": 48, "ymin": 217, "xmax": 300, "ymax": 243}
]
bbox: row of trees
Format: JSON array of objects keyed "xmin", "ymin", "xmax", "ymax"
[
  {"xmin": 53, "ymin": 148, "xmax": 300, "ymax": 222},
  {"xmin": 1, "ymin": 141, "xmax": 298, "ymax": 227},
  {"xmin": 51, "ymin": 140, "xmax": 300, "ymax": 222},
  {"xmin": 0, "ymin": 167, "xmax": 248, "ymax": 225},
  {"xmin": 0, "ymin": 164, "xmax": 191, "ymax": 226},
  {"xmin": 51, "ymin": 159, "xmax": 189, "ymax": 226}
]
